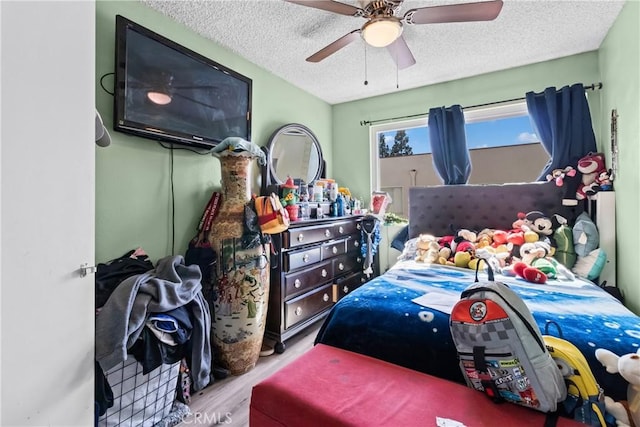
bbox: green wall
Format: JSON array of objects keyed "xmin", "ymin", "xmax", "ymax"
[
  {"xmin": 95, "ymin": 1, "xmax": 332, "ymax": 263},
  {"xmin": 598, "ymin": 0, "xmax": 640, "ymax": 313}
]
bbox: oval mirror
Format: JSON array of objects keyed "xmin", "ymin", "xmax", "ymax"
[{"xmin": 265, "ymin": 123, "xmax": 323, "ymax": 186}]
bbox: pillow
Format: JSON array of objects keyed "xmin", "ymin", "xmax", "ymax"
[
  {"xmin": 391, "ymin": 225, "xmax": 409, "ymax": 252},
  {"xmin": 572, "ymin": 248, "xmax": 607, "ymax": 281},
  {"xmin": 397, "ymin": 237, "xmax": 419, "ymax": 261},
  {"xmin": 572, "ymin": 212, "xmax": 599, "ymax": 257}
]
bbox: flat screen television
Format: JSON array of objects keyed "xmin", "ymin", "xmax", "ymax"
[{"xmin": 114, "ymin": 15, "xmax": 252, "ymax": 149}]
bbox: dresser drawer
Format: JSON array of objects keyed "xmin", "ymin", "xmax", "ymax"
[
  {"xmin": 285, "ymin": 225, "xmax": 335, "ymax": 249},
  {"xmin": 285, "ymin": 283, "xmax": 333, "ymax": 329},
  {"xmin": 335, "ymin": 219, "xmax": 361, "ymax": 237},
  {"xmin": 346, "ymin": 233, "xmax": 362, "ymax": 254},
  {"xmin": 285, "ymin": 246, "xmax": 322, "ymax": 271},
  {"xmin": 321, "ymin": 240, "xmax": 347, "ymax": 260},
  {"xmin": 283, "ymin": 260, "xmax": 332, "ymax": 299},
  {"xmin": 333, "ymin": 272, "xmax": 367, "ymax": 301},
  {"xmin": 332, "ymin": 253, "xmax": 361, "ymax": 277},
  {"xmin": 284, "ymin": 219, "xmax": 362, "ymax": 249}
]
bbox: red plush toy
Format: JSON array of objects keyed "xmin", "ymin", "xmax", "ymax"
[
  {"xmin": 512, "ymin": 261, "xmax": 547, "ymax": 284},
  {"xmin": 576, "ymin": 152, "xmax": 606, "ymax": 200}
]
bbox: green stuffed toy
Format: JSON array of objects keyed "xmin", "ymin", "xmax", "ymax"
[{"xmin": 553, "ymin": 214, "xmax": 577, "ymax": 268}]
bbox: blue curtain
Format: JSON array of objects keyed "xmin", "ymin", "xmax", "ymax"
[
  {"xmin": 428, "ymin": 105, "xmax": 471, "ymax": 185},
  {"xmin": 526, "ymin": 84, "xmax": 597, "ymax": 180}
]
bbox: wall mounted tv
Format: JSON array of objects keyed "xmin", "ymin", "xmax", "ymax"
[{"xmin": 114, "ymin": 15, "xmax": 252, "ymax": 149}]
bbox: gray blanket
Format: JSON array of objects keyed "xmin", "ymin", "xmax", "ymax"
[{"xmin": 96, "ymin": 255, "xmax": 211, "ymax": 391}]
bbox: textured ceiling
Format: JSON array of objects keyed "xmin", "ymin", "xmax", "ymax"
[{"xmin": 141, "ymin": 0, "xmax": 625, "ymax": 105}]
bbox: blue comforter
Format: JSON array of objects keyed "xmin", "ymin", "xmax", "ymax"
[{"xmin": 316, "ymin": 261, "xmax": 640, "ymax": 402}]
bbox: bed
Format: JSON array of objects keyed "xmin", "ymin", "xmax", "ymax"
[{"xmin": 315, "ymin": 181, "xmax": 637, "ymax": 403}]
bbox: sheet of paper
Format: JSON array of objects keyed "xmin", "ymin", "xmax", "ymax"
[
  {"xmin": 411, "ymin": 292, "xmax": 458, "ymax": 314},
  {"xmin": 436, "ymin": 416, "xmax": 467, "ymax": 427}
]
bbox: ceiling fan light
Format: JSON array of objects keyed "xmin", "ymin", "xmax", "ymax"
[
  {"xmin": 147, "ymin": 91, "xmax": 172, "ymax": 105},
  {"xmin": 362, "ymin": 18, "xmax": 402, "ymax": 48}
]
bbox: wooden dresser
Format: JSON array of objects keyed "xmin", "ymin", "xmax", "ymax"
[{"xmin": 265, "ymin": 215, "xmax": 371, "ymax": 353}]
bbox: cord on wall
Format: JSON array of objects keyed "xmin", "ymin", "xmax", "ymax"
[{"xmin": 170, "ymin": 144, "xmax": 176, "ymax": 255}]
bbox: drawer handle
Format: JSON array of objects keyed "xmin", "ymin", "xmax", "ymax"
[
  {"xmin": 332, "ymin": 247, "xmax": 338, "ymax": 254},
  {"xmin": 338, "ymin": 226, "xmax": 344, "ymax": 234},
  {"xmin": 323, "ymin": 293, "xmax": 329, "ymax": 302},
  {"xmin": 297, "ymin": 233, "xmax": 305, "ymax": 242},
  {"xmin": 294, "ymin": 279, "xmax": 302, "ymax": 288},
  {"xmin": 295, "ymin": 307, "xmax": 302, "ymax": 316},
  {"xmin": 357, "ymin": 224, "xmax": 361, "ymax": 230},
  {"xmin": 354, "ymin": 241, "xmax": 360, "ymax": 248},
  {"xmin": 321, "ymin": 269, "xmax": 327, "ymax": 278},
  {"xmin": 343, "ymin": 285, "xmax": 349, "ymax": 294},
  {"xmin": 303, "ymin": 254, "xmax": 310, "ymax": 263},
  {"xmin": 338, "ymin": 263, "xmax": 344, "ymax": 271},
  {"xmin": 324, "ymin": 229, "xmax": 331, "ymax": 237}
]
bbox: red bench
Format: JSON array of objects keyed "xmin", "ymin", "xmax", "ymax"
[{"xmin": 250, "ymin": 343, "xmax": 583, "ymax": 426}]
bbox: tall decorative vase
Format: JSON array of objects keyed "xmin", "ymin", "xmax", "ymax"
[{"xmin": 208, "ymin": 141, "xmax": 270, "ymax": 375}]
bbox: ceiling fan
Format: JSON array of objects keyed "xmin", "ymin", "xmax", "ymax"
[{"xmin": 285, "ymin": 0, "xmax": 504, "ymax": 69}]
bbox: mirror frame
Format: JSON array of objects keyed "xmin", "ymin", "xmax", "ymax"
[{"xmin": 262, "ymin": 123, "xmax": 324, "ymax": 193}]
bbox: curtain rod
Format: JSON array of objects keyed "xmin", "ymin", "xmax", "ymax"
[{"xmin": 359, "ymin": 82, "xmax": 603, "ymax": 127}]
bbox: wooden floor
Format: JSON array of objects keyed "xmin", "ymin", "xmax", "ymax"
[{"xmin": 178, "ymin": 322, "xmax": 321, "ymax": 426}]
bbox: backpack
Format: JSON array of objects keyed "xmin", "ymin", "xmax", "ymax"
[
  {"xmin": 450, "ymin": 265, "xmax": 567, "ymax": 413},
  {"xmin": 543, "ymin": 322, "xmax": 608, "ymax": 426}
]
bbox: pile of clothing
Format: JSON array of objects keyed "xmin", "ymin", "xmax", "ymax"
[{"xmin": 94, "ymin": 249, "xmax": 211, "ymax": 418}]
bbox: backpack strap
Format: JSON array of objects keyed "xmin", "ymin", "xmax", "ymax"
[
  {"xmin": 474, "ymin": 258, "xmax": 494, "ymax": 282},
  {"xmin": 473, "ymin": 345, "xmax": 505, "ymax": 404},
  {"xmin": 544, "ymin": 410, "xmax": 559, "ymax": 427}
]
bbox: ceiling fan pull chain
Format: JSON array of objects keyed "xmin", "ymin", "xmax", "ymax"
[
  {"xmin": 396, "ymin": 52, "xmax": 399, "ymax": 89},
  {"xmin": 364, "ymin": 44, "xmax": 368, "ymax": 86}
]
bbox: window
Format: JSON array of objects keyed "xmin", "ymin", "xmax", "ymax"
[
  {"xmin": 369, "ymin": 101, "xmax": 548, "ymax": 213},
  {"xmin": 375, "ymin": 101, "xmax": 538, "ymax": 158}
]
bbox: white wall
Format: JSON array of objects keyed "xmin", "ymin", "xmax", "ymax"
[{"xmin": 1, "ymin": 2, "xmax": 95, "ymax": 425}]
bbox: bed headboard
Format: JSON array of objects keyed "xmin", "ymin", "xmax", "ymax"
[{"xmin": 408, "ymin": 181, "xmax": 585, "ymax": 238}]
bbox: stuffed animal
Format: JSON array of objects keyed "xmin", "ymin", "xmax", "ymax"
[
  {"xmin": 475, "ymin": 246, "xmax": 509, "ymax": 274},
  {"xmin": 414, "ymin": 234, "xmax": 440, "ymax": 263},
  {"xmin": 596, "ymin": 168, "xmax": 614, "ymax": 191},
  {"xmin": 524, "ymin": 211, "xmax": 554, "ymax": 237},
  {"xmin": 476, "ymin": 228, "xmax": 494, "ymax": 248},
  {"xmin": 546, "ymin": 165, "xmax": 577, "ymax": 187},
  {"xmin": 595, "ymin": 348, "xmax": 640, "ymax": 427},
  {"xmin": 577, "ymin": 152, "xmax": 607, "ymax": 200},
  {"xmin": 507, "ymin": 241, "xmax": 575, "ymax": 284},
  {"xmin": 547, "ymin": 165, "xmax": 583, "ymax": 206}
]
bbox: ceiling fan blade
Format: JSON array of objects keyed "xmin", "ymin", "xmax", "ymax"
[
  {"xmin": 306, "ymin": 30, "xmax": 361, "ymax": 63},
  {"xmin": 386, "ymin": 35, "xmax": 416, "ymax": 70},
  {"xmin": 403, "ymin": 0, "xmax": 503, "ymax": 25},
  {"xmin": 284, "ymin": 0, "xmax": 364, "ymax": 17}
]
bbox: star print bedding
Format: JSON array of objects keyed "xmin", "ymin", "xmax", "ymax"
[{"xmin": 315, "ymin": 260, "xmax": 638, "ymax": 401}]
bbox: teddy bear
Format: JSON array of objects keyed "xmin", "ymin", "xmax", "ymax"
[
  {"xmin": 577, "ymin": 152, "xmax": 607, "ymax": 200},
  {"xmin": 595, "ymin": 347, "xmax": 640, "ymax": 427},
  {"xmin": 414, "ymin": 234, "xmax": 440, "ymax": 263},
  {"xmin": 476, "ymin": 228, "xmax": 494, "ymax": 249}
]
